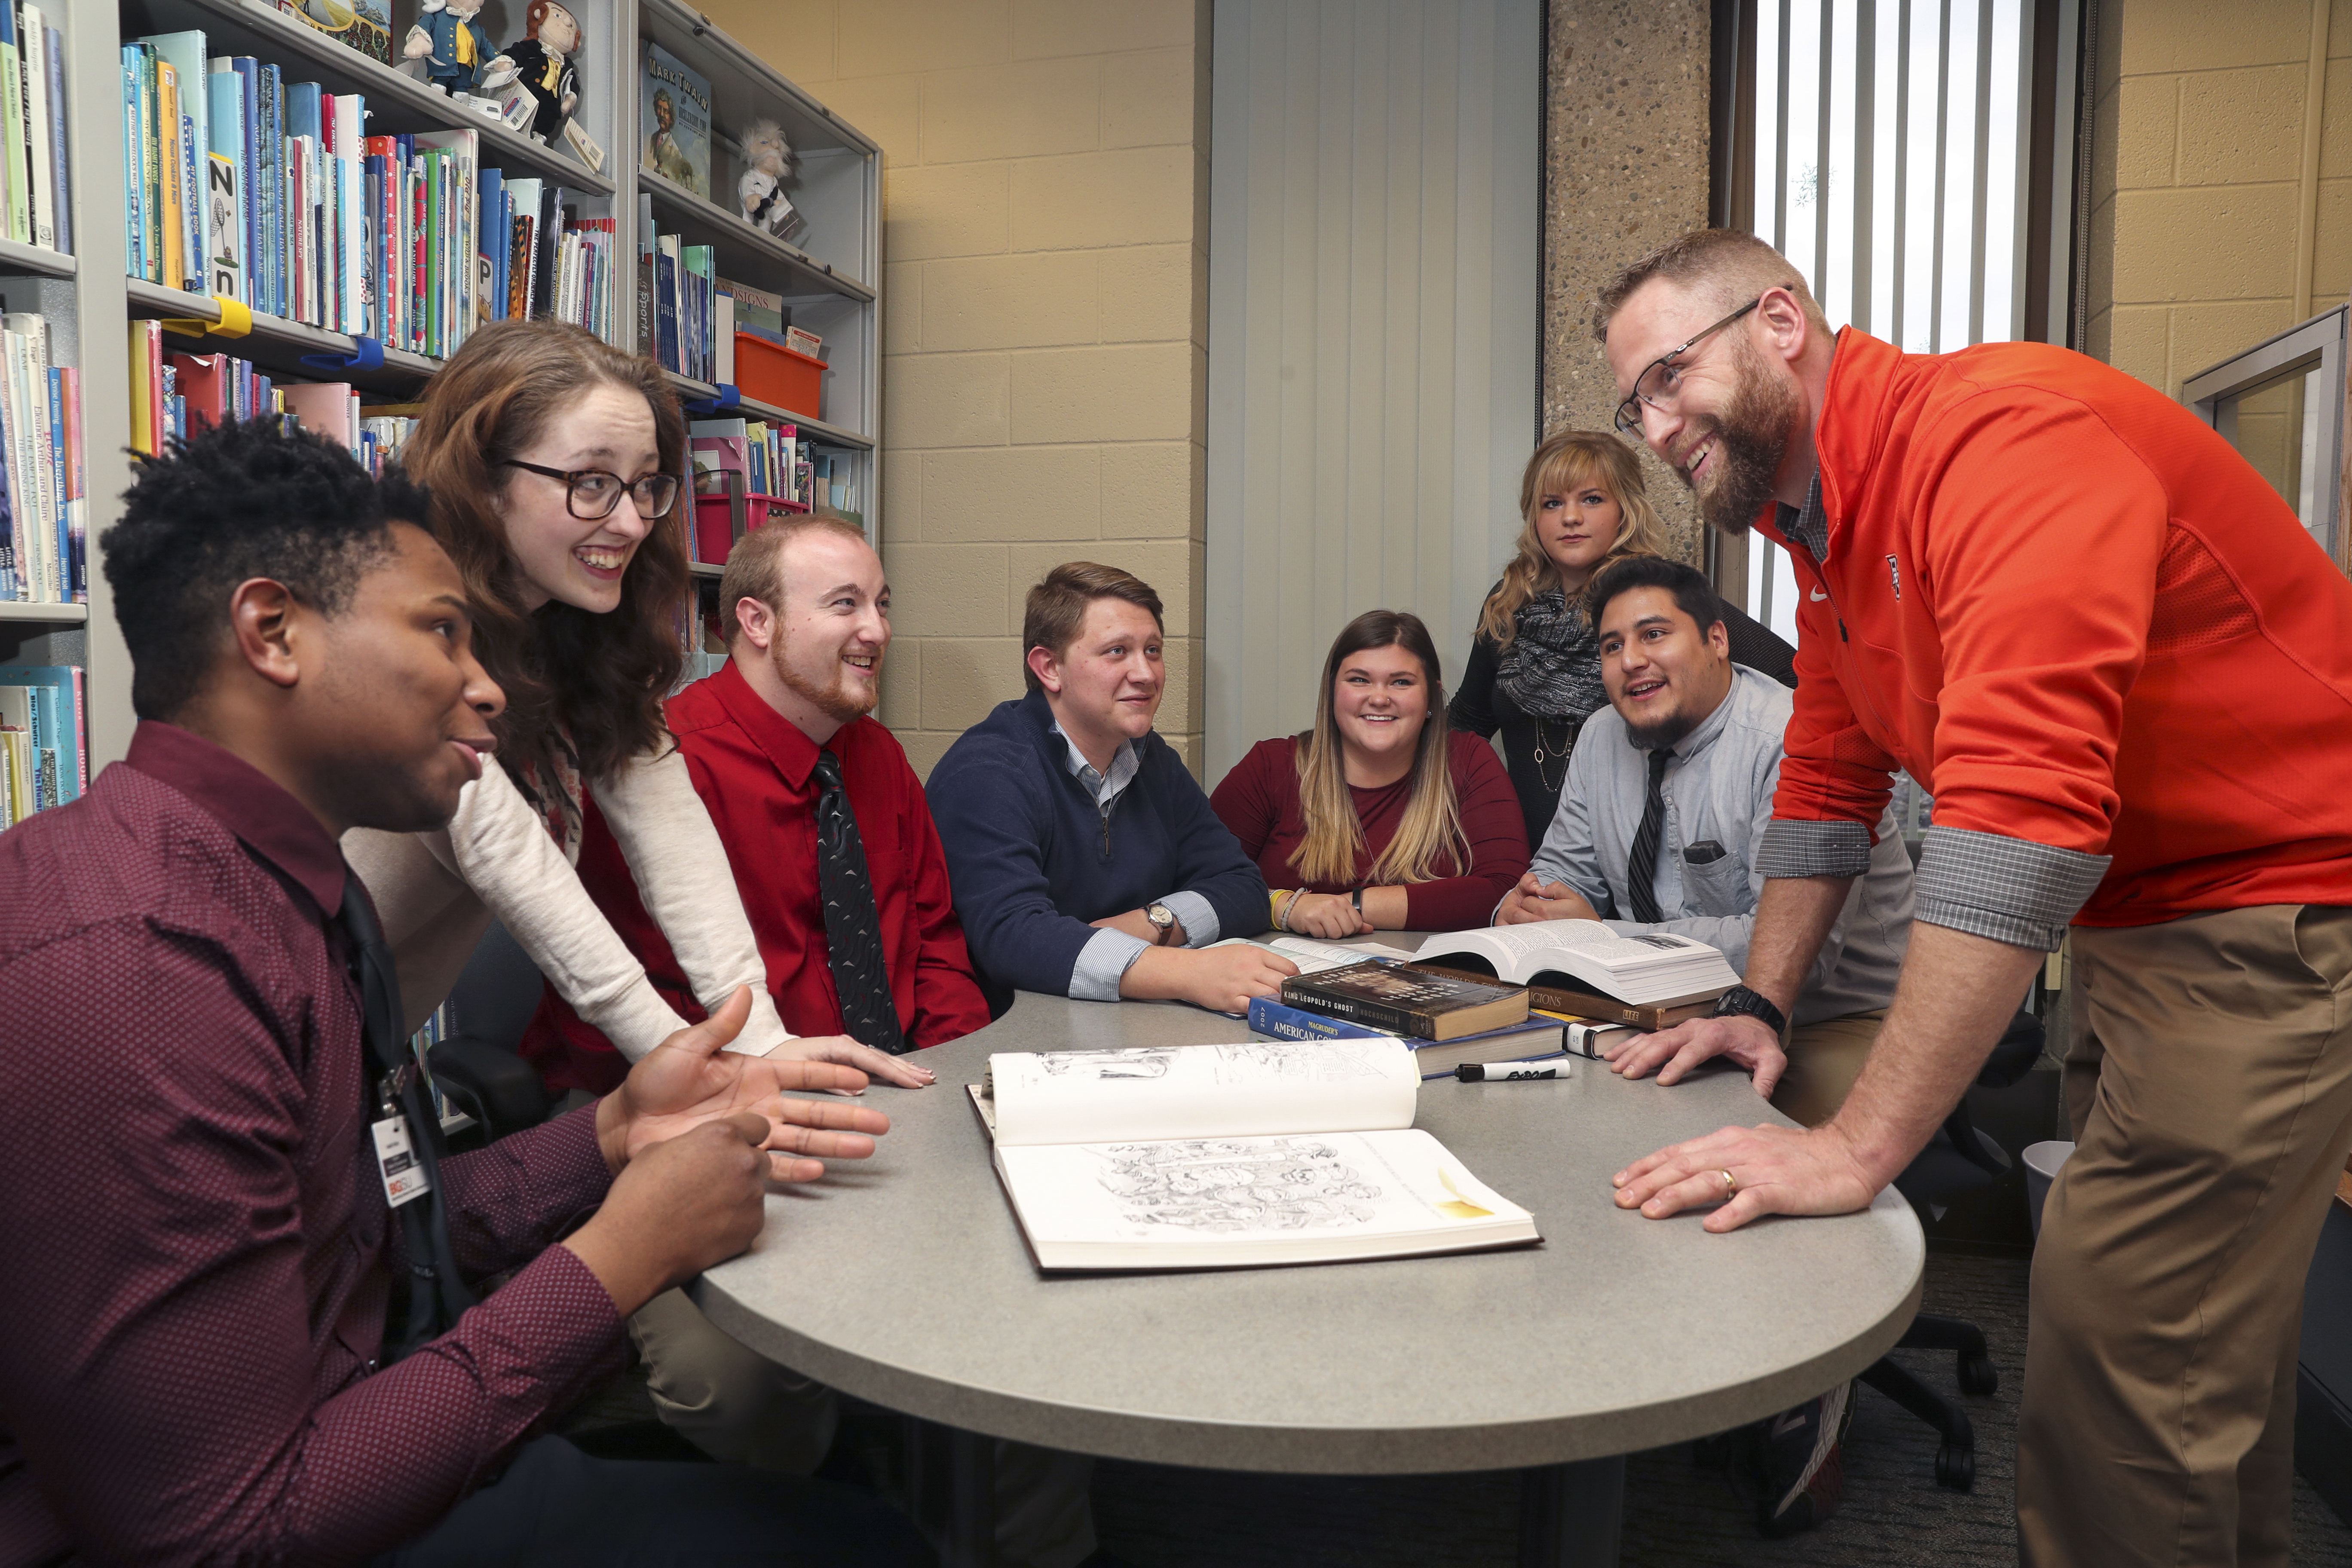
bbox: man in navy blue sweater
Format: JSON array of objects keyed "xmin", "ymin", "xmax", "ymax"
[{"xmin": 930, "ymin": 562, "xmax": 1294, "ymax": 1013}]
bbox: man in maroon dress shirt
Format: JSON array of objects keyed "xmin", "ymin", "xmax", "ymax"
[{"xmin": 0, "ymin": 421, "xmax": 926, "ymax": 1567}]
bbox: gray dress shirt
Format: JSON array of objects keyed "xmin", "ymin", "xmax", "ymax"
[{"xmin": 1528, "ymin": 665, "xmax": 1914, "ymax": 1026}]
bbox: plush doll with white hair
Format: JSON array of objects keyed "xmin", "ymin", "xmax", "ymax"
[{"xmin": 735, "ymin": 119, "xmax": 804, "ymax": 240}]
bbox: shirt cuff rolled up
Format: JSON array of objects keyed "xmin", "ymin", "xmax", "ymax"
[
  {"xmin": 1913, "ymin": 825, "xmax": 2110, "ymax": 952},
  {"xmin": 1069, "ymin": 927, "xmax": 1152, "ymax": 1002},
  {"xmin": 1757, "ymin": 817, "xmax": 1874, "ymax": 879},
  {"xmin": 1163, "ymin": 891, "xmax": 1220, "ymax": 949}
]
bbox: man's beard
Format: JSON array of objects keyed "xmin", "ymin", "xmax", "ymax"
[
  {"xmin": 1670, "ymin": 341, "xmax": 1803, "ymax": 536},
  {"xmin": 773, "ymin": 639, "xmax": 878, "ymax": 724},
  {"xmin": 1623, "ymin": 702, "xmax": 1703, "ymax": 753}
]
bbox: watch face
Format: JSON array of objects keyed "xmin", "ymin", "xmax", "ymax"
[{"xmin": 1149, "ymin": 904, "xmax": 1174, "ymax": 928}]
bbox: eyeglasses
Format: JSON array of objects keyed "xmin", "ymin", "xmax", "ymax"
[
  {"xmin": 1611, "ymin": 296, "xmax": 1765, "ymax": 441},
  {"xmin": 499, "ymin": 459, "xmax": 681, "ymax": 520}
]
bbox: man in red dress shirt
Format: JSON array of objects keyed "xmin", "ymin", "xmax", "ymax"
[{"xmin": 0, "ymin": 421, "xmax": 922, "ymax": 1567}]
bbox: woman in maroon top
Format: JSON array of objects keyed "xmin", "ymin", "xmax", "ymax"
[{"xmin": 1211, "ymin": 610, "xmax": 1529, "ymax": 936}]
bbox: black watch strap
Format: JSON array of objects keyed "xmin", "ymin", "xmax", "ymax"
[{"xmin": 1710, "ymin": 985, "xmax": 1789, "ymax": 1037}]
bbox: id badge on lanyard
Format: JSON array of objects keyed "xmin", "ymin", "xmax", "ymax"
[{"xmin": 371, "ymin": 1062, "xmax": 432, "ymax": 1209}]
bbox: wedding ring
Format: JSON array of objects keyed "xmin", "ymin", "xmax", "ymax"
[{"xmin": 1720, "ymin": 1168, "xmax": 1739, "ymax": 1200}]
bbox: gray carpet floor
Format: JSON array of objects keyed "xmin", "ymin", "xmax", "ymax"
[{"xmin": 1086, "ymin": 1251, "xmax": 2352, "ymax": 1568}]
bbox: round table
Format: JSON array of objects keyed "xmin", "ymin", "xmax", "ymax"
[{"xmin": 696, "ymin": 990, "xmax": 1923, "ymax": 1565}]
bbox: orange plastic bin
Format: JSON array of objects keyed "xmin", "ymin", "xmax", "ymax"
[{"xmin": 735, "ymin": 333, "xmax": 825, "ymax": 421}]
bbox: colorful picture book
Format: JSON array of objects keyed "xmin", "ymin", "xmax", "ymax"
[{"xmin": 640, "ymin": 43, "xmax": 711, "ymax": 200}]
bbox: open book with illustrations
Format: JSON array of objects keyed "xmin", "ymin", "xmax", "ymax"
[
  {"xmin": 1409, "ymin": 919, "xmax": 1740, "ymax": 1007},
  {"xmin": 971, "ymin": 1039, "xmax": 1539, "ymax": 1271}
]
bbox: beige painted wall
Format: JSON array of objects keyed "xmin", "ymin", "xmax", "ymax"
[
  {"xmin": 702, "ymin": 0, "xmax": 1212, "ymax": 777},
  {"xmin": 2084, "ymin": 0, "xmax": 2352, "ymax": 396}
]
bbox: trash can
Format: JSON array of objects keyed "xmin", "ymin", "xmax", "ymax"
[{"xmin": 2024, "ymin": 1140, "xmax": 2075, "ymax": 1240}]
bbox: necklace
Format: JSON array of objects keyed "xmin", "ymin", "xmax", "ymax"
[{"xmin": 1528, "ymin": 715, "xmax": 1578, "ymax": 793}]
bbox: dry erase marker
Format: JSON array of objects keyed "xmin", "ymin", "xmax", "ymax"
[{"xmin": 1456, "ymin": 1058, "xmax": 1572, "ymax": 1082}]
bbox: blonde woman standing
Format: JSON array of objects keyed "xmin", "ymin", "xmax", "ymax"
[
  {"xmin": 1211, "ymin": 610, "xmax": 1528, "ymax": 939},
  {"xmin": 1450, "ymin": 430, "xmax": 1795, "ymax": 846}
]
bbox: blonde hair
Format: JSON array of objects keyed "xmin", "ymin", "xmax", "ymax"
[
  {"xmin": 1291, "ymin": 610, "xmax": 1470, "ymax": 887},
  {"xmin": 1478, "ymin": 430, "xmax": 1673, "ymax": 646}
]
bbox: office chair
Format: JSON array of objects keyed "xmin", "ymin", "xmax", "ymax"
[
  {"xmin": 426, "ymin": 919, "xmax": 557, "ymax": 1142},
  {"xmin": 1860, "ymin": 1007, "xmax": 2047, "ymax": 1491}
]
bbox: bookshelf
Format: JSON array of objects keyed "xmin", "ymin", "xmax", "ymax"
[{"xmin": 7, "ymin": 0, "xmax": 881, "ymax": 782}]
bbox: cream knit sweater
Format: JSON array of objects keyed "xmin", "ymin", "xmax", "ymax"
[{"xmin": 344, "ymin": 744, "xmax": 793, "ymax": 1059}]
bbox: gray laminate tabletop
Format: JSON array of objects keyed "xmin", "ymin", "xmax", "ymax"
[{"xmin": 695, "ymin": 989, "xmax": 1925, "ymax": 1475}]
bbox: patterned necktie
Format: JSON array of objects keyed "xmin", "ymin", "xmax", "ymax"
[
  {"xmin": 1625, "ymin": 747, "xmax": 1672, "ymax": 924},
  {"xmin": 811, "ymin": 749, "xmax": 912, "ymax": 1054},
  {"xmin": 340, "ymin": 875, "xmax": 475, "ymax": 1357}
]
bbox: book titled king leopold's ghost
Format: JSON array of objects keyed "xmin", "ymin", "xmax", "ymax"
[{"xmin": 640, "ymin": 42, "xmax": 711, "ymax": 201}]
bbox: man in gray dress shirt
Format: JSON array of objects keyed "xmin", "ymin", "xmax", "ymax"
[{"xmin": 1498, "ymin": 556, "xmax": 1914, "ymax": 1128}]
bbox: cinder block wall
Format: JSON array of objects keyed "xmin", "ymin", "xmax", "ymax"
[
  {"xmin": 2083, "ymin": 0, "xmax": 2346, "ymax": 395},
  {"xmin": 701, "ymin": 0, "xmax": 1213, "ymax": 779}
]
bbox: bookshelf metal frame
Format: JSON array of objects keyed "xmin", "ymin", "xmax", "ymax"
[{"xmin": 0, "ymin": 0, "xmax": 882, "ymax": 774}]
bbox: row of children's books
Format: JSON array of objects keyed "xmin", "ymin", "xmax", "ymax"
[
  {"xmin": 689, "ymin": 413, "xmax": 816, "ymax": 511},
  {"xmin": 0, "ymin": 662, "xmax": 81, "ymax": 825},
  {"xmin": 0, "ymin": 310, "xmax": 80, "ymax": 605},
  {"xmin": 645, "ymin": 219, "xmax": 719, "ymax": 385},
  {"xmin": 126, "ymin": 28, "xmax": 609, "ymax": 360},
  {"xmin": 0, "ymin": 1, "xmax": 67, "ymax": 256},
  {"xmin": 128, "ymin": 320, "xmax": 416, "ymax": 477}
]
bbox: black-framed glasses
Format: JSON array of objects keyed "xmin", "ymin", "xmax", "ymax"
[
  {"xmin": 1611, "ymin": 296, "xmax": 1765, "ymax": 440},
  {"xmin": 499, "ymin": 459, "xmax": 681, "ymax": 521}
]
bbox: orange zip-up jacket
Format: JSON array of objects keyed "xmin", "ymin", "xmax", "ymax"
[{"xmin": 1757, "ymin": 328, "xmax": 2352, "ymax": 929}]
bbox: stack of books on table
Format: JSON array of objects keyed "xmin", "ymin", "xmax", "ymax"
[
  {"xmin": 972, "ymin": 1037, "xmax": 1539, "ymax": 1271},
  {"xmin": 1233, "ymin": 937, "xmax": 1568, "ymax": 1080},
  {"xmin": 1252, "ymin": 921, "xmax": 1743, "ymax": 1071}
]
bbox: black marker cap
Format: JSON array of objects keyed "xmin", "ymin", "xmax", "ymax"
[{"xmin": 1455, "ymin": 1063, "xmax": 1485, "ymax": 1082}]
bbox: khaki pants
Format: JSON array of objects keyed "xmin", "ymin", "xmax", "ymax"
[
  {"xmin": 1770, "ymin": 1008, "xmax": 1888, "ymax": 1129},
  {"xmin": 631, "ymin": 1290, "xmax": 1099, "ymax": 1568},
  {"xmin": 2017, "ymin": 905, "xmax": 2352, "ymax": 1568}
]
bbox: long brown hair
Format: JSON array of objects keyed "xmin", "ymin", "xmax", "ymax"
[
  {"xmin": 400, "ymin": 320, "xmax": 690, "ymax": 791},
  {"xmin": 1479, "ymin": 430, "xmax": 1672, "ymax": 645},
  {"xmin": 1291, "ymin": 610, "xmax": 1469, "ymax": 887}
]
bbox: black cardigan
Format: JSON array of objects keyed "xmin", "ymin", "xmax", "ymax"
[{"xmin": 1449, "ymin": 601, "xmax": 1798, "ymax": 848}]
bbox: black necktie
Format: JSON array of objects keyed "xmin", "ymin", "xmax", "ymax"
[
  {"xmin": 812, "ymin": 749, "xmax": 912, "ymax": 1054},
  {"xmin": 340, "ymin": 875, "xmax": 475, "ymax": 1357},
  {"xmin": 1626, "ymin": 747, "xmax": 1671, "ymax": 924}
]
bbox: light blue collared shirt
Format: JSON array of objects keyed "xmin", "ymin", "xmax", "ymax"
[{"xmin": 1051, "ymin": 721, "xmax": 1220, "ymax": 1000}]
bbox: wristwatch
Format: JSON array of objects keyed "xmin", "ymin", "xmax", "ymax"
[
  {"xmin": 1147, "ymin": 903, "xmax": 1178, "ymax": 946},
  {"xmin": 1350, "ymin": 888, "xmax": 1365, "ymax": 914},
  {"xmin": 1709, "ymin": 985, "xmax": 1789, "ymax": 1037}
]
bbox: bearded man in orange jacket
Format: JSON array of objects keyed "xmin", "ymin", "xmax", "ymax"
[{"xmin": 1594, "ymin": 228, "xmax": 2352, "ymax": 1568}]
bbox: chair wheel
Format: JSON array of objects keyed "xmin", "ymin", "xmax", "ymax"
[
  {"xmin": 1958, "ymin": 1353, "xmax": 1999, "ymax": 1397},
  {"xmin": 1935, "ymin": 1442, "xmax": 1975, "ymax": 1492}
]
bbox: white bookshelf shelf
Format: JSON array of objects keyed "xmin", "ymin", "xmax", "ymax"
[
  {"xmin": 638, "ymin": 166, "xmax": 871, "ymax": 303},
  {"xmin": 0, "ymin": 239, "xmax": 75, "ymax": 278},
  {"xmin": 125, "ymin": 278, "xmax": 444, "ymax": 390},
  {"xmin": 661, "ymin": 371, "xmax": 873, "ymax": 452},
  {"xmin": 0, "ymin": 601, "xmax": 89, "ymax": 624},
  {"xmin": 117, "ymin": 0, "xmax": 616, "ymax": 193}
]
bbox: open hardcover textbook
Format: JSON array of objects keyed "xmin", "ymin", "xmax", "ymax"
[
  {"xmin": 1412, "ymin": 919, "xmax": 1740, "ymax": 1007},
  {"xmin": 972, "ymin": 1040, "xmax": 1539, "ymax": 1271}
]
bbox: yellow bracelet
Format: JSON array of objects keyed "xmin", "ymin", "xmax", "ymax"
[{"xmin": 1270, "ymin": 888, "xmax": 1294, "ymax": 926}]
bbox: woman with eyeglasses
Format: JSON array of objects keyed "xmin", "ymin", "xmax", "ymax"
[
  {"xmin": 345, "ymin": 320, "xmax": 916, "ymax": 1090},
  {"xmin": 1450, "ymin": 430, "xmax": 1797, "ymax": 850}
]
